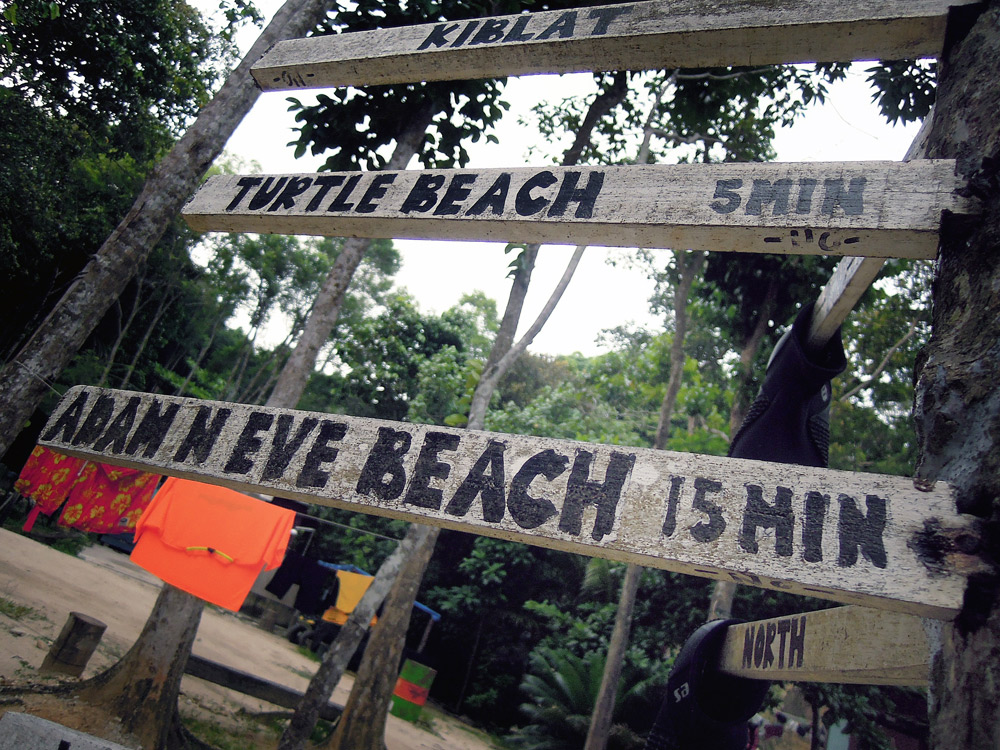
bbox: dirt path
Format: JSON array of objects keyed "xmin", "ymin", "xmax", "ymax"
[{"xmin": 0, "ymin": 528, "xmax": 496, "ymax": 750}]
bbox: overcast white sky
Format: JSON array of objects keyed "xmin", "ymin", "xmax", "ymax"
[{"xmin": 206, "ymin": 1, "xmax": 921, "ymax": 357}]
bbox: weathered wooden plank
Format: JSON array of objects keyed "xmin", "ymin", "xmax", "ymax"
[
  {"xmin": 182, "ymin": 161, "xmax": 969, "ymax": 259},
  {"xmin": 718, "ymin": 606, "xmax": 931, "ymax": 685},
  {"xmin": 251, "ymin": 0, "xmax": 976, "ymax": 91},
  {"xmin": 807, "ymin": 257, "xmax": 887, "ymax": 348},
  {"xmin": 39, "ymin": 387, "xmax": 980, "ymax": 619}
]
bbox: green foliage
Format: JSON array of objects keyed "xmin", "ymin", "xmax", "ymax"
[
  {"xmin": 506, "ymin": 646, "xmax": 668, "ymax": 750},
  {"xmin": 0, "ymin": 596, "xmax": 37, "ymax": 620},
  {"xmin": 866, "ymin": 60, "xmax": 937, "ymax": 125}
]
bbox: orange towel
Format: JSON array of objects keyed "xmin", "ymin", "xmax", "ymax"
[{"xmin": 130, "ymin": 477, "xmax": 295, "ymax": 610}]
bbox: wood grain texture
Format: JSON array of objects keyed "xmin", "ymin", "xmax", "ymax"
[
  {"xmin": 182, "ymin": 161, "xmax": 970, "ymax": 259},
  {"xmin": 807, "ymin": 257, "xmax": 887, "ymax": 348},
  {"xmin": 718, "ymin": 606, "xmax": 931, "ymax": 685},
  {"xmin": 251, "ymin": 0, "xmax": 976, "ymax": 91},
  {"xmin": 39, "ymin": 386, "xmax": 981, "ymax": 619}
]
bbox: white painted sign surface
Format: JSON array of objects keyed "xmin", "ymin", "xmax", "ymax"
[
  {"xmin": 182, "ymin": 161, "xmax": 967, "ymax": 259},
  {"xmin": 719, "ymin": 606, "xmax": 932, "ymax": 685},
  {"xmin": 251, "ymin": 0, "xmax": 976, "ymax": 91},
  {"xmin": 39, "ymin": 387, "xmax": 979, "ymax": 619}
]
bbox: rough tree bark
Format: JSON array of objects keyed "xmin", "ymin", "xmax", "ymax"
[
  {"xmin": 0, "ymin": 0, "xmax": 331, "ymax": 460},
  {"xmin": 276, "ymin": 523, "xmax": 437, "ymax": 750},
  {"xmin": 322, "ymin": 523, "xmax": 439, "ymax": 750},
  {"xmin": 912, "ymin": 3, "xmax": 1000, "ymax": 748},
  {"xmin": 74, "ymin": 584, "xmax": 203, "ymax": 750}
]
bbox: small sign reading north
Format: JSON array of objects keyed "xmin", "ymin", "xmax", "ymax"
[
  {"xmin": 40, "ymin": 386, "xmax": 976, "ymax": 619},
  {"xmin": 182, "ymin": 161, "xmax": 966, "ymax": 260}
]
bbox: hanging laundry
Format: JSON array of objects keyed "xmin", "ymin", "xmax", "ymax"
[
  {"xmin": 265, "ymin": 552, "xmax": 339, "ymax": 615},
  {"xmin": 14, "ymin": 445, "xmax": 161, "ymax": 534},
  {"xmin": 322, "ymin": 570, "xmax": 376, "ymax": 626},
  {"xmin": 131, "ymin": 477, "xmax": 295, "ymax": 611}
]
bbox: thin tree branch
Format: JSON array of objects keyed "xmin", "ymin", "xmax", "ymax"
[{"xmin": 839, "ymin": 319, "xmax": 919, "ymax": 402}]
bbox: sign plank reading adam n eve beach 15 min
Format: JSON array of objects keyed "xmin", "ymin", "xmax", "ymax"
[
  {"xmin": 40, "ymin": 387, "xmax": 980, "ymax": 619},
  {"xmin": 250, "ymin": 0, "xmax": 977, "ymax": 91},
  {"xmin": 182, "ymin": 161, "xmax": 969, "ymax": 260}
]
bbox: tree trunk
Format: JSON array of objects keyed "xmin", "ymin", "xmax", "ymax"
[
  {"xmin": 728, "ymin": 276, "xmax": 780, "ymax": 436},
  {"xmin": 120, "ymin": 288, "xmax": 177, "ymax": 389},
  {"xmin": 75, "ymin": 584, "xmax": 203, "ymax": 750},
  {"xmin": 276, "ymin": 523, "xmax": 438, "ymax": 750},
  {"xmin": 265, "ymin": 113, "xmax": 433, "ymax": 409},
  {"xmin": 0, "ymin": 0, "xmax": 332, "ymax": 460},
  {"xmin": 911, "ymin": 4, "xmax": 1000, "ymax": 748},
  {"xmin": 322, "ymin": 525, "xmax": 440, "ymax": 750},
  {"xmin": 583, "ymin": 562, "xmax": 642, "ymax": 750}
]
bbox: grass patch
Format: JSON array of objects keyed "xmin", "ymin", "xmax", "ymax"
[
  {"xmin": 296, "ymin": 645, "xmax": 321, "ymax": 662},
  {"xmin": 0, "ymin": 596, "xmax": 36, "ymax": 620}
]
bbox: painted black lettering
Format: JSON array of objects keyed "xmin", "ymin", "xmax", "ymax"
[
  {"xmin": 558, "ymin": 450, "xmax": 635, "ymax": 540},
  {"xmin": 803, "ymin": 491, "xmax": 828, "ymax": 562},
  {"xmin": 466, "ymin": 174, "xmax": 510, "ymax": 216},
  {"xmin": 745, "ymin": 179, "xmax": 792, "ymax": 216},
  {"xmin": 739, "ymin": 484, "xmax": 794, "ymax": 556},
  {"xmin": 661, "ymin": 475, "xmax": 684, "ymax": 537},
  {"xmin": 710, "ymin": 179, "xmax": 742, "ymax": 214},
  {"xmin": 728, "ymin": 571, "xmax": 762, "ymax": 585},
  {"xmin": 536, "ymin": 10, "xmax": 576, "ymax": 40},
  {"xmin": 72, "ymin": 394, "xmax": 116, "ymax": 446},
  {"xmin": 776, "ymin": 619, "xmax": 791, "ymax": 668},
  {"xmin": 356, "ymin": 427, "xmax": 412, "ymax": 500},
  {"xmin": 470, "ymin": 18, "xmax": 508, "ymax": 44},
  {"xmin": 547, "ymin": 170, "xmax": 604, "ymax": 218},
  {"xmin": 764, "ymin": 622, "xmax": 777, "ymax": 668},
  {"xmin": 417, "ymin": 22, "xmax": 459, "ymax": 50},
  {"xmin": 226, "ymin": 177, "xmax": 263, "ymax": 211},
  {"xmin": 42, "ymin": 391, "xmax": 89, "ymax": 443},
  {"xmin": 504, "ymin": 16, "xmax": 534, "ymax": 42},
  {"xmin": 401, "ymin": 174, "xmax": 446, "ymax": 214},
  {"xmin": 248, "ymin": 177, "xmax": 288, "ymax": 210},
  {"xmin": 92, "ymin": 397, "xmax": 140, "ymax": 453},
  {"xmin": 788, "ymin": 616, "xmax": 806, "ymax": 667},
  {"xmin": 125, "ymin": 400, "xmax": 180, "ymax": 458},
  {"xmin": 306, "ymin": 175, "xmax": 344, "ymax": 212},
  {"xmin": 742, "ymin": 626, "xmax": 755, "ymax": 669},
  {"xmin": 296, "ymin": 420, "xmax": 348, "ymax": 488},
  {"xmin": 753, "ymin": 624, "xmax": 766, "ymax": 668},
  {"xmin": 689, "ymin": 476, "xmax": 725, "ymax": 543},
  {"xmin": 327, "ymin": 174, "xmax": 362, "ymax": 212},
  {"xmin": 404, "ymin": 432, "xmax": 461, "ymax": 510},
  {"xmin": 174, "ymin": 406, "xmax": 231, "ymax": 463},
  {"xmin": 224, "ymin": 411, "xmax": 274, "ymax": 475},
  {"xmin": 838, "ymin": 494, "xmax": 887, "ymax": 568},
  {"xmin": 507, "ymin": 449, "xmax": 567, "ymax": 529},
  {"xmin": 434, "ymin": 174, "xmax": 478, "ymax": 215},
  {"xmin": 263, "ymin": 415, "xmax": 319, "ymax": 480},
  {"xmin": 269, "ymin": 176, "xmax": 313, "ymax": 211},
  {"xmin": 795, "ymin": 178, "xmax": 818, "ymax": 214},
  {"xmin": 515, "ymin": 171, "xmax": 557, "ymax": 216},
  {"xmin": 355, "ymin": 174, "xmax": 396, "ymax": 213},
  {"xmin": 445, "ymin": 440, "xmax": 507, "ymax": 522},
  {"xmin": 588, "ymin": 5, "xmax": 632, "ymax": 35},
  {"xmin": 451, "ymin": 20, "xmax": 478, "ymax": 47},
  {"xmin": 822, "ymin": 177, "xmax": 866, "ymax": 216}
]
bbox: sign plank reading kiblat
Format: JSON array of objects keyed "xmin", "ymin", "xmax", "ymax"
[
  {"xmin": 718, "ymin": 606, "xmax": 931, "ymax": 685},
  {"xmin": 182, "ymin": 161, "xmax": 967, "ymax": 260},
  {"xmin": 40, "ymin": 387, "xmax": 979, "ymax": 619},
  {"xmin": 251, "ymin": 0, "xmax": 976, "ymax": 91}
]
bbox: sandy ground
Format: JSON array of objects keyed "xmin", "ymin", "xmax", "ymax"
[{"xmin": 0, "ymin": 528, "xmax": 496, "ymax": 750}]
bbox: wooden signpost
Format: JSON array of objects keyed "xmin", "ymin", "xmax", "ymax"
[
  {"xmin": 182, "ymin": 160, "xmax": 968, "ymax": 259},
  {"xmin": 39, "ymin": 386, "xmax": 979, "ymax": 620},
  {"xmin": 250, "ymin": 0, "xmax": 976, "ymax": 91},
  {"xmin": 717, "ymin": 606, "xmax": 931, "ymax": 686}
]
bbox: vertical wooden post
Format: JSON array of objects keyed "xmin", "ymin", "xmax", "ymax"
[
  {"xmin": 914, "ymin": 3, "xmax": 1000, "ymax": 748},
  {"xmin": 39, "ymin": 612, "xmax": 107, "ymax": 677}
]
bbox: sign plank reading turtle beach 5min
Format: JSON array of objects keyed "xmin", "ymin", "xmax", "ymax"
[
  {"xmin": 182, "ymin": 161, "xmax": 968, "ymax": 259},
  {"xmin": 250, "ymin": 0, "xmax": 977, "ymax": 91},
  {"xmin": 40, "ymin": 387, "xmax": 979, "ymax": 619}
]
